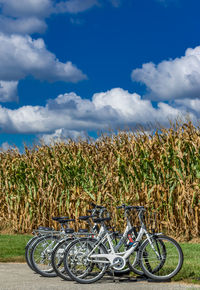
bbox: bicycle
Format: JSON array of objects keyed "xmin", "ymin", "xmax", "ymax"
[
  {"xmin": 29, "ymin": 216, "xmax": 75, "ymax": 277},
  {"xmin": 51, "ymin": 207, "xmax": 101, "ymax": 280},
  {"xmin": 29, "ymin": 203, "xmax": 107, "ymax": 278},
  {"xmin": 51, "ymin": 202, "xmax": 134, "ymax": 281},
  {"xmin": 63, "ymin": 206, "xmax": 183, "ymax": 283},
  {"xmin": 25, "ymin": 225, "xmax": 61, "ymax": 271}
]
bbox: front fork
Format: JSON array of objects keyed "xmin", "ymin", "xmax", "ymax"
[{"xmin": 145, "ymin": 233, "xmax": 162, "ymax": 259}]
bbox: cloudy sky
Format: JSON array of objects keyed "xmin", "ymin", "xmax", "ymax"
[{"xmin": 0, "ymin": 0, "xmax": 200, "ymax": 150}]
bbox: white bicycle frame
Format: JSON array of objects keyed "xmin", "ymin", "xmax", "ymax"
[{"xmin": 88, "ymin": 222, "xmax": 160, "ymax": 268}]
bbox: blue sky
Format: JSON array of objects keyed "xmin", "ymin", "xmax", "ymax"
[{"xmin": 0, "ymin": 0, "xmax": 200, "ymax": 151}]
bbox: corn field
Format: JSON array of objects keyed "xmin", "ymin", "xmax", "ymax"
[{"xmin": 1, "ymin": 121, "xmax": 200, "ymax": 239}]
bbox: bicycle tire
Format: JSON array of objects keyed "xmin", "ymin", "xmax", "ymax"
[
  {"xmin": 139, "ymin": 235, "xmax": 183, "ymax": 281},
  {"xmin": 127, "ymin": 247, "xmax": 144, "ymax": 276},
  {"xmin": 128, "ymin": 236, "xmax": 167, "ymax": 276},
  {"xmin": 30, "ymin": 234, "xmax": 60, "ymax": 277},
  {"xmin": 25, "ymin": 236, "xmax": 40, "ymax": 271},
  {"xmin": 64, "ymin": 237, "xmax": 108, "ymax": 284},
  {"xmin": 51, "ymin": 237, "xmax": 74, "ymax": 280}
]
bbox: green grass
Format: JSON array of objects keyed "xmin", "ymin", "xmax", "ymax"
[
  {"xmin": 172, "ymin": 243, "xmax": 200, "ymax": 284},
  {"xmin": 0, "ymin": 235, "xmax": 200, "ymax": 285},
  {"xmin": 0, "ymin": 234, "xmax": 32, "ymax": 262}
]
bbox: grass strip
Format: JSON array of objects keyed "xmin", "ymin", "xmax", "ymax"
[
  {"xmin": 173, "ymin": 243, "xmax": 200, "ymax": 284},
  {"xmin": 0, "ymin": 234, "xmax": 32, "ymax": 262}
]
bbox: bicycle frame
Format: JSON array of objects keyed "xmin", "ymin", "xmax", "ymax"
[
  {"xmin": 113, "ymin": 209, "xmax": 134, "ymax": 252},
  {"xmin": 88, "ymin": 213, "xmax": 160, "ymax": 268}
]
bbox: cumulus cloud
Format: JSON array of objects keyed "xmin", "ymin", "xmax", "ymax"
[
  {"xmin": 0, "ymin": 81, "xmax": 18, "ymax": 102},
  {"xmin": 175, "ymin": 98, "xmax": 200, "ymax": 114},
  {"xmin": 0, "ymin": 0, "xmax": 52, "ymax": 18},
  {"xmin": 93, "ymin": 88, "xmax": 151, "ymax": 118},
  {"xmin": 0, "ymin": 1, "xmax": 89, "ymax": 100},
  {"xmin": 0, "ymin": 141, "xmax": 14, "ymax": 152},
  {"xmin": 131, "ymin": 46, "xmax": 200, "ymax": 101},
  {"xmin": 39, "ymin": 128, "xmax": 87, "ymax": 145},
  {"xmin": 0, "ymin": 0, "xmax": 122, "ymax": 35},
  {"xmin": 0, "ymin": 0, "xmax": 99, "ymax": 17},
  {"xmin": 0, "ymin": 0, "xmax": 51, "ymax": 35},
  {"xmin": 0, "ymin": 16, "xmax": 47, "ymax": 34},
  {"xmin": 0, "ymin": 88, "xmax": 194, "ymax": 134},
  {"xmin": 0, "ymin": 33, "xmax": 86, "ymax": 82}
]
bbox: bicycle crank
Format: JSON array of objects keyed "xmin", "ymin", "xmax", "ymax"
[{"xmin": 111, "ymin": 257, "xmax": 126, "ymax": 271}]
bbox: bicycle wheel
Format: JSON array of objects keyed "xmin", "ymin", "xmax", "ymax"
[
  {"xmin": 128, "ymin": 247, "xmax": 144, "ymax": 276},
  {"xmin": 30, "ymin": 235, "xmax": 60, "ymax": 277},
  {"xmin": 25, "ymin": 236, "xmax": 40, "ymax": 271},
  {"xmin": 64, "ymin": 237, "xmax": 108, "ymax": 284},
  {"xmin": 51, "ymin": 237, "xmax": 74, "ymax": 280},
  {"xmin": 139, "ymin": 235, "xmax": 183, "ymax": 281},
  {"xmin": 128, "ymin": 236, "xmax": 166, "ymax": 276}
]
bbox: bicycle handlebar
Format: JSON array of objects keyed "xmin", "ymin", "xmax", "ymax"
[
  {"xmin": 90, "ymin": 202, "xmax": 106, "ymax": 209},
  {"xmin": 116, "ymin": 204, "xmax": 145, "ymax": 211}
]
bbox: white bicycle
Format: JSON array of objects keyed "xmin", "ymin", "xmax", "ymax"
[{"xmin": 63, "ymin": 206, "xmax": 184, "ymax": 283}]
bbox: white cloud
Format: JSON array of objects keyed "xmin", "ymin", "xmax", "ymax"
[
  {"xmin": 93, "ymin": 88, "xmax": 154, "ymax": 123},
  {"xmin": 175, "ymin": 98, "xmax": 200, "ymax": 113},
  {"xmin": 0, "ymin": 33, "xmax": 86, "ymax": 82},
  {"xmin": 0, "ymin": 141, "xmax": 15, "ymax": 152},
  {"xmin": 131, "ymin": 46, "xmax": 200, "ymax": 101},
  {"xmin": 0, "ymin": 16, "xmax": 47, "ymax": 34},
  {"xmin": 0, "ymin": 88, "xmax": 194, "ymax": 134},
  {"xmin": 0, "ymin": 0, "xmax": 122, "ymax": 35},
  {"xmin": 0, "ymin": 0, "xmax": 52, "ymax": 18},
  {"xmin": 0, "ymin": 0, "xmax": 99, "ymax": 17},
  {"xmin": 39, "ymin": 128, "xmax": 87, "ymax": 145},
  {"xmin": 0, "ymin": 0, "xmax": 98, "ymax": 35},
  {"xmin": 0, "ymin": 0, "xmax": 50, "ymax": 35},
  {"xmin": 0, "ymin": 81, "xmax": 18, "ymax": 102},
  {"xmin": 0, "ymin": 0, "xmax": 122, "ymax": 106}
]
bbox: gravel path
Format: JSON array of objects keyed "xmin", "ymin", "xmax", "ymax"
[{"xmin": 0, "ymin": 263, "xmax": 200, "ymax": 290}]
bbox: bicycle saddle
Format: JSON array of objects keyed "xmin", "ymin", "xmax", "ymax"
[
  {"xmin": 52, "ymin": 216, "xmax": 69, "ymax": 221},
  {"xmin": 79, "ymin": 215, "xmax": 96, "ymax": 221},
  {"xmin": 65, "ymin": 228, "xmax": 74, "ymax": 234},
  {"xmin": 93, "ymin": 217, "xmax": 111, "ymax": 223},
  {"xmin": 52, "ymin": 217, "xmax": 75, "ymax": 223}
]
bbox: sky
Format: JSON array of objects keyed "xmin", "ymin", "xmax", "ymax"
[{"xmin": 1, "ymin": 0, "xmax": 200, "ymax": 151}]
